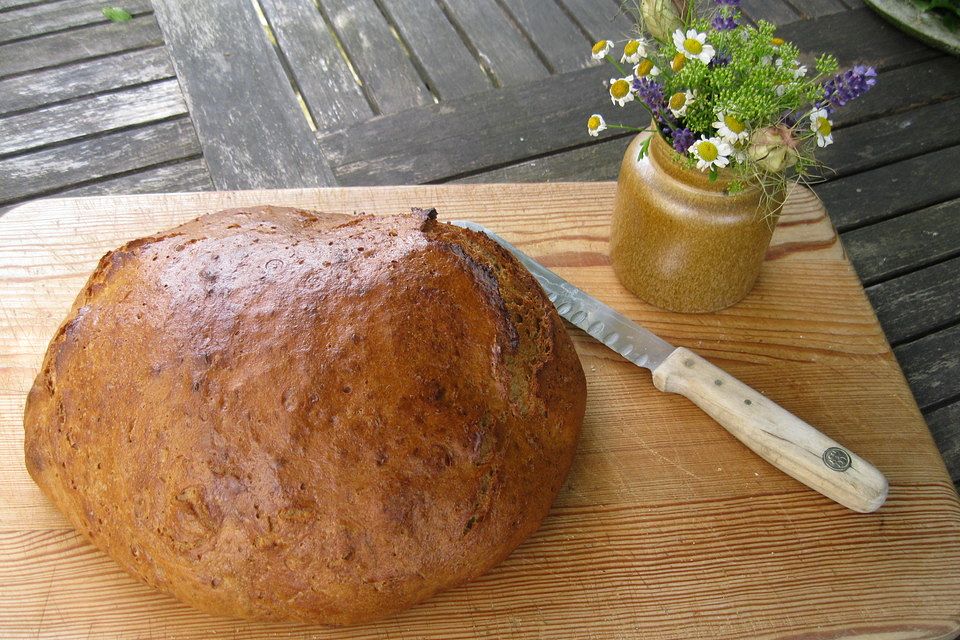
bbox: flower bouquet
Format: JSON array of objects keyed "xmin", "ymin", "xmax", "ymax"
[
  {"xmin": 588, "ymin": 0, "xmax": 877, "ymax": 196},
  {"xmin": 591, "ymin": 0, "xmax": 879, "ymax": 312}
]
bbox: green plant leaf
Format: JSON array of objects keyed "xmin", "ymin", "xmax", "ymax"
[
  {"xmin": 709, "ymin": 168, "xmax": 718, "ymax": 182},
  {"xmin": 102, "ymin": 6, "xmax": 133, "ymax": 22}
]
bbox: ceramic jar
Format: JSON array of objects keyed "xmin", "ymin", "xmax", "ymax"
[{"xmin": 609, "ymin": 133, "xmax": 784, "ymax": 313}]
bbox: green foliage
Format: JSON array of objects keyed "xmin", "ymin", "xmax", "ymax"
[
  {"xmin": 916, "ymin": 0, "xmax": 960, "ymax": 31},
  {"xmin": 101, "ymin": 6, "xmax": 133, "ymax": 22}
]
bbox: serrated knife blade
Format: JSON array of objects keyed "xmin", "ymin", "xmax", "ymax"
[
  {"xmin": 450, "ymin": 219, "xmax": 889, "ymax": 514},
  {"xmin": 452, "ymin": 220, "xmax": 675, "ymax": 370}
]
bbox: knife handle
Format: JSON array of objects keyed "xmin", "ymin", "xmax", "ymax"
[{"xmin": 651, "ymin": 348, "xmax": 888, "ymax": 513}]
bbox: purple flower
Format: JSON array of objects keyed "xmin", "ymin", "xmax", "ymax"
[
  {"xmin": 632, "ymin": 76, "xmax": 667, "ymax": 114},
  {"xmin": 672, "ymin": 127, "xmax": 697, "ymax": 153},
  {"xmin": 709, "ymin": 50, "xmax": 732, "ymax": 67},
  {"xmin": 715, "ymin": 0, "xmax": 740, "ymax": 6},
  {"xmin": 818, "ymin": 65, "xmax": 878, "ymax": 113},
  {"xmin": 711, "ymin": 14, "xmax": 738, "ymax": 30}
]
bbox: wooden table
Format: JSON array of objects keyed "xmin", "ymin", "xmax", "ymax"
[
  {"xmin": 0, "ymin": 2, "xmax": 957, "ymax": 502},
  {"xmin": 2, "ymin": 184, "xmax": 959, "ymax": 639}
]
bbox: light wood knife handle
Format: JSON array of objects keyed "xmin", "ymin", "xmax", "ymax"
[{"xmin": 651, "ymin": 348, "xmax": 888, "ymax": 513}]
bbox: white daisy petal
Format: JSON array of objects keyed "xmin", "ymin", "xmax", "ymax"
[
  {"xmin": 591, "ymin": 39, "xmax": 613, "ymax": 60},
  {"xmin": 587, "ymin": 114, "xmax": 607, "ymax": 137}
]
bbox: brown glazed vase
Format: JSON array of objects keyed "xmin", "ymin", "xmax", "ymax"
[{"xmin": 609, "ymin": 133, "xmax": 784, "ymax": 313}]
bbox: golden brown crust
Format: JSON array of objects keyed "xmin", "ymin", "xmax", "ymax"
[{"xmin": 23, "ymin": 205, "xmax": 586, "ymax": 624}]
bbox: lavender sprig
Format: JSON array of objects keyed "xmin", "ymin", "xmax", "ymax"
[{"xmin": 818, "ymin": 65, "xmax": 878, "ymax": 113}]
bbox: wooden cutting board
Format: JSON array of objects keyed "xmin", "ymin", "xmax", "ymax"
[{"xmin": 1, "ymin": 184, "xmax": 958, "ymax": 640}]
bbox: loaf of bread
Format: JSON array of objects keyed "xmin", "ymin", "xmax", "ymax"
[{"xmin": 24, "ymin": 206, "xmax": 586, "ymax": 624}]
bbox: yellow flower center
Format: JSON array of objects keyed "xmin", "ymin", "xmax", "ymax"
[
  {"xmin": 671, "ymin": 52, "xmax": 686, "ymax": 71},
  {"xmin": 683, "ymin": 38, "xmax": 703, "ymax": 55},
  {"xmin": 697, "ymin": 140, "xmax": 719, "ymax": 162},
  {"xmin": 624, "ymin": 40, "xmax": 640, "ymax": 56},
  {"xmin": 669, "ymin": 92, "xmax": 687, "ymax": 110},
  {"xmin": 610, "ymin": 79, "xmax": 631, "ymax": 99},
  {"xmin": 817, "ymin": 117, "xmax": 832, "ymax": 136},
  {"xmin": 592, "ymin": 40, "xmax": 608, "ymax": 55},
  {"xmin": 588, "ymin": 115, "xmax": 601, "ymax": 130},
  {"xmin": 724, "ymin": 114, "xmax": 745, "ymax": 134},
  {"xmin": 770, "ymin": 37, "xmax": 785, "ymax": 46},
  {"xmin": 635, "ymin": 59, "xmax": 654, "ymax": 76}
]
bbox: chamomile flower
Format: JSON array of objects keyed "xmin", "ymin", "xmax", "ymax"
[
  {"xmin": 672, "ymin": 29, "xmax": 715, "ymax": 64},
  {"xmin": 633, "ymin": 59, "xmax": 660, "ymax": 77},
  {"xmin": 794, "ymin": 64, "xmax": 808, "ymax": 78},
  {"xmin": 591, "ymin": 39, "xmax": 613, "ymax": 60},
  {"xmin": 621, "ymin": 39, "xmax": 646, "ymax": 64},
  {"xmin": 670, "ymin": 52, "xmax": 685, "ymax": 71},
  {"xmin": 609, "ymin": 76, "xmax": 635, "ymax": 106},
  {"xmin": 690, "ymin": 136, "xmax": 732, "ymax": 172},
  {"xmin": 713, "ymin": 112, "xmax": 749, "ymax": 144},
  {"xmin": 668, "ymin": 90, "xmax": 695, "ymax": 117},
  {"xmin": 810, "ymin": 108, "xmax": 833, "ymax": 147},
  {"xmin": 771, "ymin": 37, "xmax": 785, "ymax": 47},
  {"xmin": 587, "ymin": 114, "xmax": 607, "ymax": 137}
]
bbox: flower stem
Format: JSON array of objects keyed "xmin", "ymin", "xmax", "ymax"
[{"xmin": 605, "ymin": 54, "xmax": 625, "ymax": 76}]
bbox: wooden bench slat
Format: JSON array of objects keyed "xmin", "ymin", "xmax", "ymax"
[
  {"xmin": 0, "ymin": 47, "xmax": 175, "ymax": 116},
  {"xmin": 0, "ymin": 118, "xmax": 200, "ymax": 205},
  {"xmin": 0, "ymin": 0, "xmax": 47, "ymax": 10},
  {"xmin": 0, "ymin": 79, "xmax": 187, "ymax": 156},
  {"xmin": 438, "ymin": 0, "xmax": 548, "ymax": 86},
  {"xmin": 57, "ymin": 158, "xmax": 214, "ymax": 197},
  {"xmin": 555, "ymin": 0, "xmax": 635, "ymax": 41},
  {"xmin": 927, "ymin": 402, "xmax": 960, "ymax": 485},
  {"xmin": 0, "ymin": 0, "xmax": 152, "ymax": 44},
  {"xmin": 258, "ymin": 0, "xmax": 372, "ymax": 128},
  {"xmin": 866, "ymin": 256, "xmax": 960, "ymax": 345},
  {"xmin": 499, "ymin": 0, "xmax": 593, "ymax": 74},
  {"xmin": 789, "ymin": 0, "xmax": 848, "ymax": 19},
  {"xmin": 317, "ymin": 0, "xmax": 431, "ymax": 113},
  {"xmin": 455, "ymin": 135, "xmax": 632, "ymax": 183},
  {"xmin": 815, "ymin": 145, "xmax": 960, "ymax": 231},
  {"xmin": 841, "ymin": 197, "xmax": 960, "ymax": 285},
  {"xmin": 895, "ymin": 323, "xmax": 960, "ymax": 411},
  {"xmin": 152, "ymin": 0, "xmax": 335, "ymax": 189},
  {"xmin": 739, "ymin": 0, "xmax": 800, "ymax": 25},
  {"xmin": 377, "ymin": 0, "xmax": 490, "ymax": 100},
  {"xmin": 818, "ymin": 98, "xmax": 960, "ymax": 179},
  {"xmin": 317, "ymin": 64, "xmax": 615, "ymax": 185},
  {"xmin": 0, "ymin": 14, "xmax": 163, "ymax": 77}
]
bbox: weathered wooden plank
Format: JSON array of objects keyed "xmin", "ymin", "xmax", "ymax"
[
  {"xmin": 438, "ymin": 0, "xmax": 547, "ymax": 86},
  {"xmin": 831, "ymin": 55, "xmax": 960, "ymax": 129},
  {"xmin": 317, "ymin": 65, "xmax": 621, "ymax": 184},
  {"xmin": 816, "ymin": 145, "xmax": 960, "ymax": 231},
  {"xmin": 780, "ymin": 7, "xmax": 939, "ymax": 68},
  {"xmin": 866, "ymin": 257, "xmax": 960, "ymax": 345},
  {"xmin": 57, "ymin": 158, "xmax": 214, "ymax": 197},
  {"xmin": 258, "ymin": 0, "xmax": 372, "ymax": 128},
  {"xmin": 376, "ymin": 0, "xmax": 490, "ymax": 100},
  {"xmin": 895, "ymin": 323, "xmax": 960, "ymax": 410},
  {"xmin": 817, "ymin": 98, "xmax": 960, "ymax": 179},
  {"xmin": 0, "ymin": 79, "xmax": 187, "ymax": 156},
  {"xmin": 556, "ymin": 0, "xmax": 636, "ymax": 41},
  {"xmin": 499, "ymin": 0, "xmax": 593, "ymax": 73},
  {"xmin": 0, "ymin": 117, "xmax": 200, "ymax": 205},
  {"xmin": 789, "ymin": 0, "xmax": 848, "ymax": 19},
  {"xmin": 739, "ymin": 0, "xmax": 800, "ymax": 25},
  {"xmin": 152, "ymin": 0, "xmax": 335, "ymax": 189},
  {"xmin": 0, "ymin": 14, "xmax": 163, "ymax": 77},
  {"xmin": 0, "ymin": 47, "xmax": 175, "ymax": 115},
  {"xmin": 0, "ymin": 0, "xmax": 152, "ymax": 44},
  {"xmin": 456, "ymin": 135, "xmax": 633, "ymax": 183},
  {"xmin": 0, "ymin": 0, "xmax": 45, "ymax": 10},
  {"xmin": 927, "ymin": 402, "xmax": 960, "ymax": 485},
  {"xmin": 841, "ymin": 198, "xmax": 960, "ymax": 285},
  {"xmin": 318, "ymin": 0, "xmax": 430, "ymax": 113}
]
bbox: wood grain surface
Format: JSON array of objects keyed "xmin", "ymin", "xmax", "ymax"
[{"xmin": 1, "ymin": 184, "xmax": 958, "ymax": 639}]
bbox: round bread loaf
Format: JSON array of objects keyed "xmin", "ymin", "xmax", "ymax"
[{"xmin": 23, "ymin": 206, "xmax": 586, "ymax": 624}]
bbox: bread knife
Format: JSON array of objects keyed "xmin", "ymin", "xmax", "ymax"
[{"xmin": 452, "ymin": 220, "xmax": 888, "ymax": 513}]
